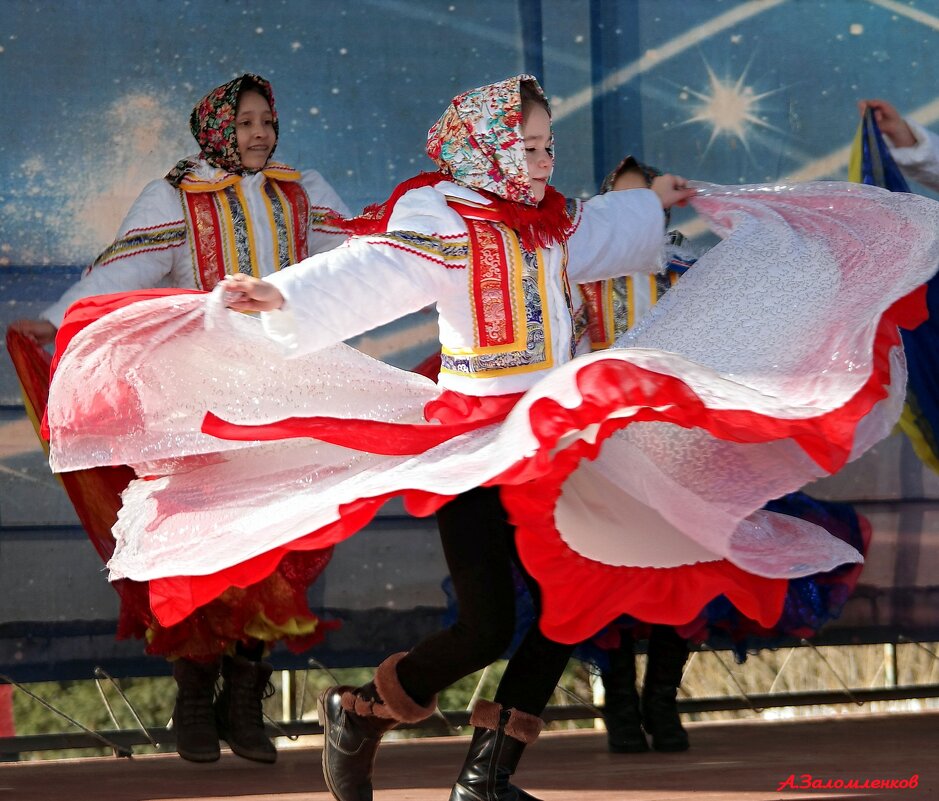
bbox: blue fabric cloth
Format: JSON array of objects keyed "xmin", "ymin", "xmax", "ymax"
[{"xmin": 860, "ymin": 109, "xmax": 939, "ymax": 472}]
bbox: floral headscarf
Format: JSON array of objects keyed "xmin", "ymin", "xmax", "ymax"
[
  {"xmin": 426, "ymin": 74, "xmax": 549, "ymax": 206},
  {"xmin": 166, "ymin": 73, "xmax": 278, "ymax": 186}
]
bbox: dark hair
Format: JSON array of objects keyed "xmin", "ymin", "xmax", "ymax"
[
  {"xmin": 520, "ymin": 80, "xmax": 551, "ymax": 118},
  {"xmin": 237, "ymin": 78, "xmax": 268, "ymax": 108},
  {"xmin": 601, "ymin": 155, "xmax": 661, "ymax": 193}
]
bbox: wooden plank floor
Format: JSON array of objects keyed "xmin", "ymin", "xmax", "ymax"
[{"xmin": 0, "ymin": 710, "xmax": 935, "ymax": 800}]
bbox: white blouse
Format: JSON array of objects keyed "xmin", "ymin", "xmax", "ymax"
[
  {"xmin": 42, "ymin": 161, "xmax": 350, "ymax": 327},
  {"xmin": 261, "ymin": 180, "xmax": 664, "ymax": 396}
]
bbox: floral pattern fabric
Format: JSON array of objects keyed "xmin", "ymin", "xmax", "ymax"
[
  {"xmin": 166, "ymin": 73, "xmax": 279, "ymax": 186},
  {"xmin": 426, "ymin": 73, "xmax": 546, "ymax": 206}
]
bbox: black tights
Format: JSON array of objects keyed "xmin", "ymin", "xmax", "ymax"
[{"xmin": 394, "ymin": 486, "xmax": 574, "ymax": 716}]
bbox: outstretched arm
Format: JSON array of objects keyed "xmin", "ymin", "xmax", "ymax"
[
  {"xmin": 40, "ymin": 180, "xmax": 185, "ymax": 330},
  {"xmin": 568, "ymin": 176, "xmax": 695, "ymax": 283}
]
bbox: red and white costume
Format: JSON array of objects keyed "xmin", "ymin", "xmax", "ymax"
[
  {"xmin": 45, "ymin": 79, "xmax": 939, "ymax": 646},
  {"xmin": 29, "ymin": 73, "xmax": 349, "ymax": 660},
  {"xmin": 41, "ymin": 161, "xmax": 348, "ymax": 328}
]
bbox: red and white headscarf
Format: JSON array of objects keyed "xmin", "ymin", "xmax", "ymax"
[{"xmin": 330, "ymin": 75, "xmax": 572, "ymax": 250}]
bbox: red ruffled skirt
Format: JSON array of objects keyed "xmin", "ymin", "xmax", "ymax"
[{"xmin": 9, "ymin": 312, "xmax": 337, "ymax": 661}]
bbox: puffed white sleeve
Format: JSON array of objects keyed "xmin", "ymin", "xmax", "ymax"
[
  {"xmin": 565, "ymin": 188, "xmax": 665, "ymax": 282},
  {"xmin": 301, "ymin": 169, "xmax": 353, "ymax": 255},
  {"xmin": 888, "ymin": 120, "xmax": 939, "ymax": 193},
  {"xmin": 260, "ymin": 186, "xmax": 467, "ymax": 357},
  {"xmin": 41, "ymin": 179, "xmax": 186, "ymax": 327}
]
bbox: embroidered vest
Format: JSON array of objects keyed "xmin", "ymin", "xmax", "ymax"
[
  {"xmin": 439, "ymin": 199, "xmax": 586, "ymax": 379},
  {"xmin": 179, "ymin": 166, "xmax": 311, "ymax": 290},
  {"xmin": 581, "ymin": 234, "xmax": 694, "ymax": 348}
]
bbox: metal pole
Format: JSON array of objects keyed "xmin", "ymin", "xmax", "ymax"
[{"xmin": 884, "ymin": 643, "xmax": 898, "ymax": 688}]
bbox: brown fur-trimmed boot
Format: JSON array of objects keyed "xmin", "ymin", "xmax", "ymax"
[
  {"xmin": 172, "ymin": 657, "xmax": 221, "ymax": 763},
  {"xmin": 317, "ymin": 652, "xmax": 437, "ymax": 801},
  {"xmin": 449, "ymin": 699, "xmax": 544, "ymax": 801}
]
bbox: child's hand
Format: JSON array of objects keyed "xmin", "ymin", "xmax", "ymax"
[
  {"xmin": 8, "ymin": 318, "xmax": 57, "ymax": 346},
  {"xmin": 651, "ymin": 174, "xmax": 696, "ymax": 210},
  {"xmin": 858, "ymin": 99, "xmax": 916, "ymax": 148},
  {"xmin": 221, "ymin": 274, "xmax": 285, "ymax": 312}
]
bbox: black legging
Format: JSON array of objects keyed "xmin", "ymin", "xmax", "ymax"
[{"xmin": 395, "ymin": 485, "xmax": 575, "ymax": 716}]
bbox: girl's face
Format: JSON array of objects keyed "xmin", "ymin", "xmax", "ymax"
[
  {"xmin": 521, "ymin": 104, "xmax": 554, "ymax": 203},
  {"xmin": 236, "ymin": 90, "xmax": 276, "ymax": 171}
]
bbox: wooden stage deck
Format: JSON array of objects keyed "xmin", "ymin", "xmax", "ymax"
[{"xmin": 1, "ymin": 709, "xmax": 936, "ymax": 800}]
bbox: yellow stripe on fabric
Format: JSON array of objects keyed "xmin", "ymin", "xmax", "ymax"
[
  {"xmin": 262, "ymin": 163, "xmax": 302, "ymax": 182},
  {"xmin": 371, "ymin": 234, "xmax": 466, "ymax": 262},
  {"xmin": 179, "ymin": 174, "xmax": 240, "ymax": 193},
  {"xmin": 535, "ymin": 245, "xmax": 554, "ymax": 369},
  {"xmin": 438, "ymin": 360, "xmax": 554, "ymax": 377},
  {"xmin": 847, "ymin": 123, "xmax": 863, "ymax": 184},
  {"xmin": 602, "ymin": 279, "xmax": 616, "ymax": 347},
  {"xmin": 898, "ymin": 403, "xmax": 939, "ymax": 473},
  {"xmin": 626, "ymin": 275, "xmax": 635, "ymax": 330}
]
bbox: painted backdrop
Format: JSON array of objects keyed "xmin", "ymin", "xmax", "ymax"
[{"xmin": 2, "ymin": 1, "xmax": 939, "ymax": 676}]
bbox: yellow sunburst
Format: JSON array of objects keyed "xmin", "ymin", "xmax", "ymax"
[{"xmin": 680, "ymin": 59, "xmax": 784, "ymax": 152}]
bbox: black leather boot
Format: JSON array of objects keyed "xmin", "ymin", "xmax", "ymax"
[
  {"xmin": 449, "ymin": 699, "xmax": 543, "ymax": 801},
  {"xmin": 641, "ymin": 625, "xmax": 690, "ymax": 752},
  {"xmin": 172, "ymin": 657, "xmax": 221, "ymax": 763},
  {"xmin": 600, "ymin": 634, "xmax": 648, "ymax": 753},
  {"xmin": 215, "ymin": 654, "xmax": 277, "ymax": 763},
  {"xmin": 318, "ymin": 653, "xmax": 436, "ymax": 801}
]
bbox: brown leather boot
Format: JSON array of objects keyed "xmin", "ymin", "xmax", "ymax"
[
  {"xmin": 215, "ymin": 654, "xmax": 277, "ymax": 763},
  {"xmin": 318, "ymin": 652, "xmax": 437, "ymax": 801},
  {"xmin": 172, "ymin": 657, "xmax": 221, "ymax": 763},
  {"xmin": 449, "ymin": 699, "xmax": 544, "ymax": 801}
]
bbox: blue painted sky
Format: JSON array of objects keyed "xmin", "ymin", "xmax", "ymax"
[{"xmin": 3, "ymin": 0, "xmax": 939, "ymax": 265}]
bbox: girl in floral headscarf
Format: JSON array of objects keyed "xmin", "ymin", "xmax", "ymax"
[
  {"xmin": 12, "ymin": 73, "xmax": 348, "ymax": 344},
  {"xmin": 44, "ymin": 73, "xmax": 688, "ymax": 800},
  {"xmin": 9, "ymin": 73, "xmax": 350, "ymax": 766}
]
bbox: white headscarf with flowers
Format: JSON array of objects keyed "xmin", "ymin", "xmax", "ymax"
[{"xmin": 426, "ymin": 74, "xmax": 549, "ymax": 207}]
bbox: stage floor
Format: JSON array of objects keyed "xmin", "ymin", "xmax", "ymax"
[{"xmin": 1, "ymin": 710, "xmax": 935, "ymax": 800}]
